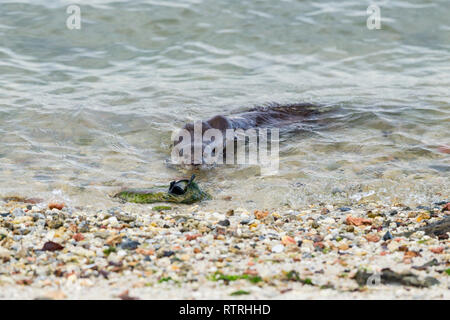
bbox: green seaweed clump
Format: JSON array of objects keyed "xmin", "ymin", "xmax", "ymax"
[{"xmin": 230, "ymin": 290, "xmax": 250, "ymax": 296}]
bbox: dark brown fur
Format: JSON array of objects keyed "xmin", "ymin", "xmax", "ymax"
[{"xmin": 173, "ymin": 103, "xmax": 323, "ymax": 165}]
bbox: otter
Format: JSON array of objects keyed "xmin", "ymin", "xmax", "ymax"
[{"xmin": 172, "ymin": 103, "xmax": 325, "ymax": 166}]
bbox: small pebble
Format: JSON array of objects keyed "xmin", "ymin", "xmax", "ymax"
[
  {"xmin": 382, "ymin": 231, "xmax": 394, "ymax": 241},
  {"xmin": 120, "ymin": 240, "xmax": 140, "ymax": 250},
  {"xmin": 272, "ymin": 244, "xmax": 284, "ymax": 253},
  {"xmin": 218, "ymin": 219, "xmax": 230, "ymax": 227}
]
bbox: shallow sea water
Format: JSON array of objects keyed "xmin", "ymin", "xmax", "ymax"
[{"xmin": 0, "ymin": 0, "xmax": 449, "ymax": 209}]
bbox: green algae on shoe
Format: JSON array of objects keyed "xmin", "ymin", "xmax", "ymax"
[{"xmin": 114, "ymin": 175, "xmax": 211, "ymax": 204}]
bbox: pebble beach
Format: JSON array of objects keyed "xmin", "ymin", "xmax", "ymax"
[
  {"xmin": 0, "ymin": 197, "xmax": 448, "ymax": 300},
  {"xmin": 1, "ymin": 0, "xmax": 450, "ymax": 301}
]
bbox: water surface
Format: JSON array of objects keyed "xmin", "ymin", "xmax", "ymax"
[{"xmin": 0, "ymin": 0, "xmax": 449, "ymax": 209}]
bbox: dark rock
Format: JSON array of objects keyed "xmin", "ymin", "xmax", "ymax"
[
  {"xmin": 355, "ymin": 268, "xmax": 439, "ymax": 288},
  {"xmin": 163, "ymin": 250, "xmax": 174, "ymax": 257},
  {"xmin": 297, "ymin": 240, "xmax": 303, "ymax": 247},
  {"xmin": 382, "ymin": 231, "xmax": 393, "ymax": 241},
  {"xmin": 429, "ymin": 165, "xmax": 450, "ymax": 172},
  {"xmin": 240, "ymin": 219, "xmax": 251, "ymax": 225},
  {"xmin": 218, "ymin": 219, "xmax": 230, "ymax": 227},
  {"xmin": 434, "ymin": 201, "xmax": 447, "ymax": 206},
  {"xmin": 41, "ymin": 241, "xmax": 64, "ymax": 252},
  {"xmin": 401, "ymin": 216, "xmax": 450, "ymax": 238},
  {"xmin": 412, "ymin": 258, "xmax": 439, "ymax": 271},
  {"xmin": 0, "ymin": 213, "xmax": 9, "ymax": 217},
  {"xmin": 420, "ymin": 217, "xmax": 450, "ymax": 237},
  {"xmin": 437, "ymin": 233, "xmax": 449, "ymax": 240},
  {"xmin": 416, "ymin": 205, "xmax": 431, "ymax": 210},
  {"xmin": 339, "ymin": 207, "xmax": 351, "ymax": 212},
  {"xmin": 12, "ymin": 208, "xmax": 25, "ymax": 217},
  {"xmin": 120, "ymin": 240, "xmax": 140, "ymax": 250},
  {"xmin": 389, "ymin": 210, "xmax": 398, "ymax": 216}
]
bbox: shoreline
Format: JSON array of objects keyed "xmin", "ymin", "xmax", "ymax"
[{"xmin": 0, "ymin": 198, "xmax": 448, "ymax": 300}]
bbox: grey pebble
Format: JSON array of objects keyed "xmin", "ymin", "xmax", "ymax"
[
  {"xmin": 218, "ymin": 219, "xmax": 230, "ymax": 227},
  {"xmin": 383, "ymin": 231, "xmax": 393, "ymax": 241},
  {"xmin": 12, "ymin": 208, "xmax": 25, "ymax": 217},
  {"xmin": 120, "ymin": 240, "xmax": 140, "ymax": 250}
]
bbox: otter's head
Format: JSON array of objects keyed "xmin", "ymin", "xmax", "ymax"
[{"xmin": 171, "ymin": 116, "xmax": 231, "ymax": 167}]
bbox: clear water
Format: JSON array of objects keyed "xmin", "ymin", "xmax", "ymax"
[{"xmin": 0, "ymin": 0, "xmax": 449, "ymax": 209}]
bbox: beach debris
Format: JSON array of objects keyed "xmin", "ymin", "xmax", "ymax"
[
  {"xmin": 401, "ymin": 216, "xmax": 450, "ymax": 238},
  {"xmin": 114, "ymin": 175, "xmax": 211, "ymax": 204}
]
